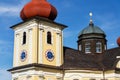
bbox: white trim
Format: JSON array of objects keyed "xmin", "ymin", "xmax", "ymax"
[
  {"xmin": 15, "ymin": 33, "xmax": 20, "ymax": 66},
  {"xmin": 12, "ymin": 69, "xmax": 62, "ymax": 78},
  {"xmin": 15, "ymin": 23, "xmax": 37, "ymax": 33},
  {"xmin": 79, "ymin": 45, "xmax": 81, "ymax": 51},
  {"xmin": 39, "ymin": 27, "xmax": 44, "ymax": 64},
  {"xmin": 28, "ymin": 29, "xmax": 33, "ymax": 63},
  {"xmin": 56, "ymin": 33, "xmax": 61, "ymax": 66},
  {"xmin": 40, "ymin": 24, "xmax": 61, "ymax": 32},
  {"xmin": 64, "ymin": 70, "xmax": 120, "ymax": 79},
  {"xmin": 116, "ymin": 56, "xmax": 120, "ymax": 59}
]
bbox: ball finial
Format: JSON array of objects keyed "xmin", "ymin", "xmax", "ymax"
[
  {"xmin": 89, "ymin": 12, "xmax": 93, "ymax": 24},
  {"xmin": 89, "ymin": 12, "xmax": 93, "ymax": 17}
]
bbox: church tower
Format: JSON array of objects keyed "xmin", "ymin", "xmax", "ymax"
[
  {"xmin": 77, "ymin": 13, "xmax": 107, "ymax": 55},
  {"xmin": 8, "ymin": 0, "xmax": 66, "ymax": 80}
]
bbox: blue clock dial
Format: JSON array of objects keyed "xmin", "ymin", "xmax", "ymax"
[
  {"xmin": 20, "ymin": 51, "xmax": 27, "ymax": 61},
  {"xmin": 46, "ymin": 51, "xmax": 54, "ymax": 61},
  {"xmin": 47, "ymin": 52, "xmax": 54, "ymax": 59}
]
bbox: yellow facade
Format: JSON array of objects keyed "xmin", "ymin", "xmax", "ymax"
[{"xmin": 13, "ymin": 19, "xmax": 64, "ymax": 67}]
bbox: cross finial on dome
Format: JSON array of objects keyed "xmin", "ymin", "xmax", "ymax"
[
  {"xmin": 89, "ymin": 12, "xmax": 94, "ymax": 26},
  {"xmin": 89, "ymin": 12, "xmax": 93, "ymax": 23}
]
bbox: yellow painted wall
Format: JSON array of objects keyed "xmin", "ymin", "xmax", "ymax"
[
  {"xmin": 13, "ymin": 20, "xmax": 64, "ymax": 67},
  {"xmin": 13, "ymin": 26, "xmax": 38, "ymax": 67}
]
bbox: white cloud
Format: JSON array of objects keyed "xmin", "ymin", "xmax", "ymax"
[
  {"xmin": 110, "ymin": 43, "xmax": 115, "ymax": 46},
  {"xmin": 0, "ymin": 6, "xmax": 19, "ymax": 15},
  {"xmin": 0, "ymin": 0, "xmax": 30, "ymax": 17},
  {"xmin": 0, "ymin": 69, "xmax": 11, "ymax": 80},
  {"xmin": 0, "ymin": 5, "xmax": 20, "ymax": 16}
]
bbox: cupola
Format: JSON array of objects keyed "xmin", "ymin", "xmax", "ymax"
[
  {"xmin": 78, "ymin": 13, "xmax": 105, "ymax": 37},
  {"xmin": 20, "ymin": 0, "xmax": 57, "ymax": 21},
  {"xmin": 77, "ymin": 12, "xmax": 107, "ymax": 55}
]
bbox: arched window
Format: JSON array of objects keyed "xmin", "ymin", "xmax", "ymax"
[
  {"xmin": 85, "ymin": 42, "xmax": 91, "ymax": 53},
  {"xmin": 23, "ymin": 32, "xmax": 26, "ymax": 44},
  {"xmin": 47, "ymin": 31, "xmax": 52, "ymax": 44},
  {"xmin": 96, "ymin": 42, "xmax": 102, "ymax": 53}
]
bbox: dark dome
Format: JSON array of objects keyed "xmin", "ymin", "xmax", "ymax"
[
  {"xmin": 117, "ymin": 37, "xmax": 120, "ymax": 46},
  {"xmin": 20, "ymin": 0, "xmax": 57, "ymax": 21},
  {"xmin": 79, "ymin": 22, "xmax": 105, "ymax": 36}
]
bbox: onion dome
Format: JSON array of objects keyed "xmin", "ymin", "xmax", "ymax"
[
  {"xmin": 20, "ymin": 0, "xmax": 57, "ymax": 21},
  {"xmin": 117, "ymin": 37, "xmax": 120, "ymax": 46}
]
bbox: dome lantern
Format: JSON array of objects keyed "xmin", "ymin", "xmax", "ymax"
[{"xmin": 77, "ymin": 12, "xmax": 107, "ymax": 54}]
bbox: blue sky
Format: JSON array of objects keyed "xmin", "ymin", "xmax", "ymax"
[{"xmin": 0, "ymin": 0, "xmax": 120, "ymax": 80}]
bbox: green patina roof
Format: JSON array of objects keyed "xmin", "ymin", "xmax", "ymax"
[{"xmin": 79, "ymin": 22, "xmax": 105, "ymax": 36}]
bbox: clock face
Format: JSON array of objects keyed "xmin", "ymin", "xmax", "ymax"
[
  {"xmin": 20, "ymin": 50, "xmax": 27, "ymax": 61},
  {"xmin": 46, "ymin": 50, "xmax": 54, "ymax": 61}
]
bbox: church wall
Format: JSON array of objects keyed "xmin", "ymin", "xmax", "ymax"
[
  {"xmin": 64, "ymin": 70, "xmax": 120, "ymax": 80},
  {"xmin": 13, "ymin": 21, "xmax": 38, "ymax": 67}
]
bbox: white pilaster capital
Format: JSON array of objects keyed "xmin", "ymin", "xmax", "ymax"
[
  {"xmin": 39, "ymin": 74, "xmax": 45, "ymax": 79},
  {"xmin": 40, "ymin": 28, "xmax": 44, "ymax": 32},
  {"xmin": 56, "ymin": 73, "xmax": 63, "ymax": 79},
  {"xmin": 28, "ymin": 28, "xmax": 33, "ymax": 31}
]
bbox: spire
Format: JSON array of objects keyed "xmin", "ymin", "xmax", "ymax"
[{"xmin": 89, "ymin": 12, "xmax": 94, "ymax": 26}]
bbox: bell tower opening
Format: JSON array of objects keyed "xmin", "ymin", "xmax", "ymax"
[
  {"xmin": 22, "ymin": 32, "xmax": 26, "ymax": 45},
  {"xmin": 47, "ymin": 31, "xmax": 52, "ymax": 44}
]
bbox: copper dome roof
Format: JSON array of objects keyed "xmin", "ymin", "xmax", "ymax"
[
  {"xmin": 79, "ymin": 22, "xmax": 105, "ymax": 36},
  {"xmin": 20, "ymin": 0, "xmax": 57, "ymax": 21}
]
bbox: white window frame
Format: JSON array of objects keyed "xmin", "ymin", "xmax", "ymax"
[
  {"xmin": 79, "ymin": 45, "xmax": 81, "ymax": 51},
  {"xmin": 85, "ymin": 42, "xmax": 91, "ymax": 53},
  {"xmin": 96, "ymin": 42, "xmax": 102, "ymax": 53}
]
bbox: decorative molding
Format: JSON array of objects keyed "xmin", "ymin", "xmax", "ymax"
[
  {"xmin": 13, "ymin": 77, "xmax": 18, "ymax": 80},
  {"xmin": 39, "ymin": 23, "xmax": 61, "ymax": 33},
  {"xmin": 28, "ymin": 29, "xmax": 33, "ymax": 63},
  {"xmin": 64, "ymin": 70, "xmax": 120, "ymax": 79},
  {"xmin": 27, "ymin": 75, "xmax": 32, "ymax": 78},
  {"xmin": 15, "ymin": 33, "xmax": 20, "ymax": 66},
  {"xmin": 116, "ymin": 56, "xmax": 120, "ymax": 59},
  {"xmin": 39, "ymin": 28, "xmax": 43, "ymax": 64},
  {"xmin": 15, "ymin": 22, "xmax": 37, "ymax": 33},
  {"xmin": 56, "ymin": 73, "xmax": 63, "ymax": 79},
  {"xmin": 56, "ymin": 33, "xmax": 60, "ymax": 66},
  {"xmin": 12, "ymin": 69, "xmax": 62, "ymax": 78}
]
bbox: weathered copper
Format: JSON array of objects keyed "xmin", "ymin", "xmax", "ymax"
[
  {"xmin": 117, "ymin": 37, "xmax": 120, "ymax": 46},
  {"xmin": 20, "ymin": 0, "xmax": 57, "ymax": 21}
]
